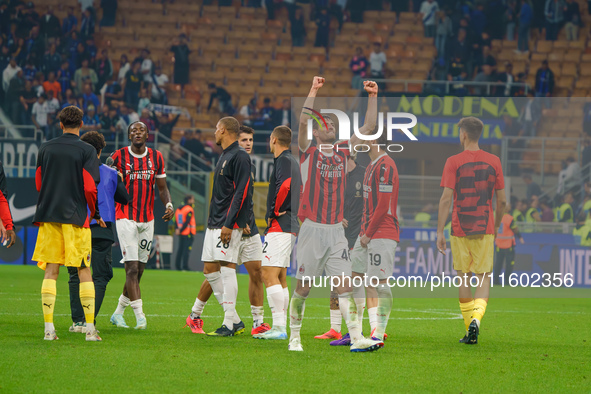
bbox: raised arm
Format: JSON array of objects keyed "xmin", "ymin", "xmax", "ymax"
[
  {"xmin": 298, "ymin": 76, "xmax": 325, "ymax": 151},
  {"xmin": 349, "ymin": 80, "xmax": 378, "ymax": 148}
]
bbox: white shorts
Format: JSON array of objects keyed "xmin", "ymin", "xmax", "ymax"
[
  {"xmin": 350, "ymin": 236, "xmax": 398, "ymax": 280},
  {"xmin": 295, "ymin": 220, "xmax": 351, "ymax": 279},
  {"xmin": 237, "ymin": 234, "xmax": 263, "ymax": 265},
  {"xmin": 116, "ymin": 219, "xmax": 155, "ymax": 264},
  {"xmin": 201, "ymin": 228, "xmax": 243, "ymax": 264},
  {"xmin": 262, "ymin": 232, "xmax": 296, "ymax": 268}
]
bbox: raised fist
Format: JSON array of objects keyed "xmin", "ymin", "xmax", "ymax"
[
  {"xmin": 312, "ymin": 76, "xmax": 325, "ymax": 89},
  {"xmin": 363, "ymin": 80, "xmax": 378, "ymax": 95}
]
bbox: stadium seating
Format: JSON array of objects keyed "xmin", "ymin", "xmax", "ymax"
[
  {"xmin": 69, "ymin": 0, "xmax": 445, "ymax": 131},
  {"xmin": 27, "ymin": 0, "xmax": 591, "ymax": 178}
]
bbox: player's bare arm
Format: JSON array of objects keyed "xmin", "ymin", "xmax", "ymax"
[
  {"xmin": 494, "ymin": 188, "xmax": 507, "ymax": 238},
  {"xmin": 436, "ymin": 187, "xmax": 453, "ymax": 254},
  {"xmin": 298, "ymin": 76, "xmax": 325, "ymax": 151},
  {"xmin": 349, "ymin": 81, "xmax": 378, "ymax": 148},
  {"xmin": 156, "ymin": 177, "xmax": 174, "ymax": 222}
]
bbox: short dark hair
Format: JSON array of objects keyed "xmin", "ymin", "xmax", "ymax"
[
  {"xmin": 219, "ymin": 116, "xmax": 240, "ymax": 135},
  {"xmin": 457, "ymin": 116, "xmax": 483, "ymax": 141},
  {"xmin": 80, "ymin": 131, "xmax": 106, "ymax": 155},
  {"xmin": 312, "ymin": 114, "xmax": 336, "ymax": 131},
  {"xmin": 272, "ymin": 126, "xmax": 292, "ymax": 147},
  {"xmin": 184, "ymin": 194, "xmax": 193, "ymax": 204},
  {"xmin": 128, "ymin": 121, "xmax": 148, "ymax": 136},
  {"xmin": 59, "ymin": 106, "xmax": 84, "ymax": 128},
  {"xmin": 239, "ymin": 125, "xmax": 254, "ymax": 136}
]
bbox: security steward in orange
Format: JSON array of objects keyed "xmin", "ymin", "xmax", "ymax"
[
  {"xmin": 175, "ymin": 195, "xmax": 196, "ymax": 271},
  {"xmin": 493, "ymin": 202, "xmax": 524, "ymax": 285}
]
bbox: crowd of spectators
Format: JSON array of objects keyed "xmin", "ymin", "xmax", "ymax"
[
  {"xmin": 0, "ymin": 0, "xmax": 195, "ymax": 144},
  {"xmin": 419, "ymin": 0, "xmax": 581, "ymax": 97},
  {"xmin": 311, "ymin": 0, "xmax": 585, "ymax": 98}
]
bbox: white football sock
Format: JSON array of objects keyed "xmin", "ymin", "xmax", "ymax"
[
  {"xmin": 221, "ymin": 266, "xmax": 238, "ymax": 328},
  {"xmin": 45, "ymin": 322, "xmax": 55, "ymax": 331},
  {"xmin": 204, "ymin": 271, "xmax": 224, "ymax": 307},
  {"xmin": 114, "ymin": 294, "xmax": 130, "ymax": 315},
  {"xmin": 86, "ymin": 322, "xmax": 95, "ymax": 332},
  {"xmin": 355, "ymin": 298, "xmax": 365, "ymax": 325},
  {"xmin": 191, "ymin": 298, "xmax": 206, "ymax": 319},
  {"xmin": 130, "ymin": 299, "xmax": 145, "ymax": 320},
  {"xmin": 251, "ymin": 305, "xmax": 264, "ymax": 328},
  {"xmin": 368, "ymin": 307, "xmax": 378, "ymax": 333},
  {"xmin": 282, "ymin": 286, "xmax": 289, "ymax": 327},
  {"xmin": 339, "ymin": 292, "xmax": 362, "ymax": 343},
  {"xmin": 289, "ymin": 291, "xmax": 307, "ymax": 340},
  {"xmin": 267, "ymin": 285, "xmax": 284, "ymax": 328},
  {"xmin": 375, "ymin": 284, "xmax": 392, "ymax": 340},
  {"xmin": 330, "ymin": 309, "xmax": 342, "ymax": 333},
  {"xmin": 352, "ymin": 282, "xmax": 366, "ymax": 323}
]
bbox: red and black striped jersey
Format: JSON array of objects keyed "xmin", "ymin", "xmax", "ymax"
[
  {"xmin": 266, "ymin": 149, "xmax": 301, "ymax": 235},
  {"xmin": 360, "ymin": 154, "xmax": 400, "ymax": 242},
  {"xmin": 298, "ymin": 141, "xmax": 349, "ymax": 224},
  {"xmin": 33, "ymin": 133, "xmax": 100, "ymax": 228},
  {"xmin": 440, "ymin": 149, "xmax": 505, "ymax": 237},
  {"xmin": 111, "ymin": 146, "xmax": 166, "ymax": 223}
]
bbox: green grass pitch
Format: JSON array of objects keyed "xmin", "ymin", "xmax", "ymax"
[{"xmin": 0, "ymin": 265, "xmax": 589, "ymax": 392}]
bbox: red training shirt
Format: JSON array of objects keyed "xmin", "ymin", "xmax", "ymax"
[{"xmin": 440, "ymin": 149, "xmax": 505, "ymax": 237}]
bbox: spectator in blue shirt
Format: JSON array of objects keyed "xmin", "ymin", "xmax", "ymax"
[
  {"xmin": 23, "ymin": 60, "xmax": 38, "ymax": 82},
  {"xmin": 57, "ymin": 61, "xmax": 72, "ymax": 93},
  {"xmin": 535, "ymin": 60, "xmax": 555, "ymax": 108},
  {"xmin": 470, "ymin": 3, "xmax": 487, "ymax": 36},
  {"xmin": 82, "ymin": 83, "xmax": 100, "ymax": 111},
  {"xmin": 61, "ymin": 91, "xmax": 79, "ymax": 110},
  {"xmin": 517, "ymin": 0, "xmax": 533, "ymax": 53},
  {"xmin": 62, "ymin": 6, "xmax": 78, "ymax": 36},
  {"xmin": 82, "ymin": 105, "xmax": 100, "ymax": 132}
]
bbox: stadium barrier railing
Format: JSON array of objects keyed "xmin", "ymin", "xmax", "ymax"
[
  {"xmin": 404, "ymin": 220, "xmax": 576, "ymax": 234},
  {"xmin": 500, "ymin": 136, "xmax": 584, "ymax": 185},
  {"xmin": 372, "ymin": 79, "xmax": 531, "ymax": 96},
  {"xmin": 0, "ymin": 125, "xmax": 39, "ymax": 140}
]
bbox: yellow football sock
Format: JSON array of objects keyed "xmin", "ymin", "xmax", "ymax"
[
  {"xmin": 459, "ymin": 300, "xmax": 474, "ymax": 331},
  {"xmin": 41, "ymin": 279, "xmax": 57, "ymax": 323},
  {"xmin": 472, "ymin": 298, "xmax": 488, "ymax": 322},
  {"xmin": 80, "ymin": 282, "xmax": 96, "ymax": 325}
]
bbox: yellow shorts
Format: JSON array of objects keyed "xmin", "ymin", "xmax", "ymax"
[
  {"xmin": 450, "ymin": 234, "xmax": 494, "ymax": 274},
  {"xmin": 32, "ymin": 222, "xmax": 92, "ymax": 270}
]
